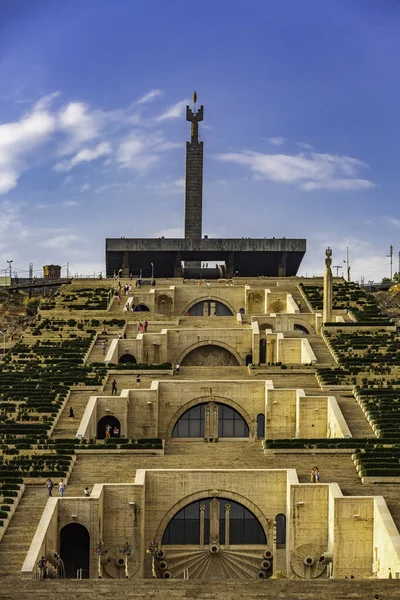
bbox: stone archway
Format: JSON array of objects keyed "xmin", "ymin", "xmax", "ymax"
[
  {"xmin": 119, "ymin": 353, "xmax": 137, "ymax": 364},
  {"xmin": 166, "ymin": 395, "xmax": 254, "ymax": 441},
  {"xmin": 179, "ymin": 342, "xmax": 241, "ymax": 366},
  {"xmin": 60, "ymin": 522, "xmax": 90, "ymax": 578},
  {"xmin": 182, "ymin": 296, "xmax": 236, "ymax": 317},
  {"xmin": 97, "ymin": 415, "xmax": 121, "ymax": 439},
  {"xmin": 294, "ymin": 323, "xmax": 310, "ymax": 334},
  {"xmin": 154, "ymin": 490, "xmax": 272, "ymax": 580}
]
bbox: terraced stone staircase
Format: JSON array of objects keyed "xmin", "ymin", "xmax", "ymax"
[
  {"xmin": 52, "ymin": 388, "xmax": 101, "ymax": 439},
  {"xmin": 0, "ymin": 487, "xmax": 48, "ymax": 576},
  {"xmin": 2, "ymin": 578, "xmax": 400, "ymax": 600}
]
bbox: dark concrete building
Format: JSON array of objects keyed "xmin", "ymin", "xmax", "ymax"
[{"xmin": 105, "ymin": 94, "xmax": 306, "ymax": 278}]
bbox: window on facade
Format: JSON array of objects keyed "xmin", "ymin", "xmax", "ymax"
[
  {"xmin": 162, "ymin": 498, "xmax": 266, "ymax": 546},
  {"xmin": 275, "ymin": 513, "xmax": 286, "ymax": 546},
  {"xmin": 218, "ymin": 405, "xmax": 249, "ymax": 437},
  {"xmin": 172, "ymin": 404, "xmax": 205, "ymax": 437}
]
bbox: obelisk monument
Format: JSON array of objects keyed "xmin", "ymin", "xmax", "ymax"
[{"xmin": 184, "ymin": 92, "xmax": 204, "ymax": 240}]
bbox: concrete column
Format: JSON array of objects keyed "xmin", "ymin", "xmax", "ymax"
[
  {"xmin": 122, "ymin": 251, "xmax": 129, "ymax": 277},
  {"xmin": 323, "ymin": 247, "xmax": 333, "ymax": 324},
  {"xmin": 226, "ymin": 251, "xmax": 235, "ymax": 278},
  {"xmin": 174, "ymin": 252, "xmax": 182, "ymax": 278},
  {"xmin": 278, "ymin": 251, "xmax": 287, "ymax": 277}
]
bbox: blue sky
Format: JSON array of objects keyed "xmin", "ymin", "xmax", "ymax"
[{"xmin": 0, "ymin": 0, "xmax": 399, "ymax": 280}]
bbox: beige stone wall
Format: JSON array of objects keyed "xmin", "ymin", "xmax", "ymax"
[
  {"xmin": 333, "ymin": 497, "xmax": 374, "ymax": 578},
  {"xmin": 296, "ymin": 396, "xmax": 327, "ymax": 438}
]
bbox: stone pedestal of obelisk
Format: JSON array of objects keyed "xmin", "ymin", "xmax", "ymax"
[{"xmin": 323, "ymin": 247, "xmax": 333, "ymax": 324}]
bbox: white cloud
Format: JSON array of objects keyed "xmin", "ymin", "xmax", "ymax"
[
  {"xmin": 296, "ymin": 141, "xmax": 313, "ymax": 150},
  {"xmin": 62, "ymin": 200, "xmax": 79, "ymax": 207},
  {"xmin": 146, "ymin": 178, "xmax": 184, "ymax": 194},
  {"xmin": 39, "ymin": 234, "xmax": 85, "ymax": 249},
  {"xmin": 155, "ymin": 99, "xmax": 190, "ymax": 122},
  {"xmin": 301, "ymin": 178, "xmax": 374, "ymax": 191},
  {"xmin": 300, "ymin": 235, "xmax": 392, "ymax": 280},
  {"xmin": 54, "ymin": 142, "xmax": 112, "ymax": 172},
  {"xmin": 217, "ymin": 150, "xmax": 374, "ymax": 191},
  {"xmin": 385, "ymin": 217, "xmax": 400, "ymax": 229},
  {"xmin": 79, "ymin": 184, "xmax": 91, "ymax": 193},
  {"xmin": 135, "ymin": 89, "xmax": 163, "ymax": 105},
  {"xmin": 57, "ymin": 102, "xmax": 104, "ymax": 154},
  {"xmin": 116, "ymin": 131, "xmax": 179, "ymax": 172},
  {"xmin": 268, "ymin": 136, "xmax": 285, "ymax": 146},
  {"xmin": 0, "ymin": 99, "xmax": 57, "ymax": 194}
]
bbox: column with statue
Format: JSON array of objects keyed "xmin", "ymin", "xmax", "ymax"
[{"xmin": 323, "ymin": 247, "xmax": 333, "ymax": 324}]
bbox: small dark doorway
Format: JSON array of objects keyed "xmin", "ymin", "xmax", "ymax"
[
  {"xmin": 118, "ymin": 353, "xmax": 136, "ymax": 364},
  {"xmin": 239, "ymin": 308, "xmax": 245, "ymax": 315},
  {"xmin": 259, "ymin": 339, "xmax": 266, "ymax": 363},
  {"xmin": 245, "ymin": 354, "xmax": 252, "ymax": 366},
  {"xmin": 257, "ymin": 414, "xmax": 265, "ymax": 439},
  {"xmin": 60, "ymin": 523, "xmax": 90, "ymax": 579},
  {"xmin": 97, "ymin": 415, "xmax": 121, "ymax": 439},
  {"xmin": 134, "ymin": 304, "xmax": 149, "ymax": 312}
]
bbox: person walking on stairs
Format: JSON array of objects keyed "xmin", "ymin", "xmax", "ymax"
[
  {"xmin": 102, "ymin": 341, "xmax": 107, "ymax": 356},
  {"xmin": 84, "ymin": 487, "xmax": 90, "ymax": 497},
  {"xmin": 46, "ymin": 478, "xmax": 54, "ymax": 497},
  {"xmin": 111, "ymin": 379, "xmax": 117, "ymax": 395},
  {"xmin": 37, "ymin": 556, "xmax": 47, "ymax": 580},
  {"xmin": 69, "ymin": 406, "xmax": 75, "ymax": 421},
  {"xmin": 136, "ymin": 374, "xmax": 141, "ymax": 386},
  {"xmin": 58, "ymin": 479, "xmax": 65, "ymax": 497}
]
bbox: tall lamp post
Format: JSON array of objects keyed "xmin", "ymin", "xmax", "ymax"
[
  {"xmin": 7, "ymin": 260, "xmax": 13, "ymax": 285},
  {"xmin": 151, "ymin": 262, "xmax": 154, "ymax": 280}
]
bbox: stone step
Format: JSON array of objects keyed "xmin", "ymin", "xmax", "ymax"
[
  {"xmin": 0, "ymin": 487, "xmax": 47, "ymax": 575},
  {"xmin": 52, "ymin": 389, "xmax": 100, "ymax": 439},
  {"xmin": 1, "ymin": 577, "xmax": 400, "ymax": 599}
]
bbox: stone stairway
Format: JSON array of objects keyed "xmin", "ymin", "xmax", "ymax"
[
  {"xmin": 64, "ymin": 442, "xmax": 269, "ymax": 495},
  {"xmin": 334, "ymin": 393, "xmax": 375, "ymax": 438},
  {"xmin": 2, "ymin": 579, "xmax": 400, "ymax": 600},
  {"xmin": 177, "ymin": 316, "xmax": 242, "ymax": 328},
  {"xmin": 0, "ymin": 487, "xmax": 48, "ymax": 576},
  {"xmin": 307, "ymin": 335, "xmax": 336, "ymax": 365},
  {"xmin": 52, "ymin": 389, "xmax": 100, "ymax": 439}
]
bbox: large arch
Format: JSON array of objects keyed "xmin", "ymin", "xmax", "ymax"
[
  {"xmin": 118, "ymin": 353, "xmax": 137, "ymax": 364},
  {"xmin": 178, "ymin": 341, "xmax": 242, "ymax": 366},
  {"xmin": 134, "ymin": 304, "xmax": 150, "ymax": 312},
  {"xmin": 166, "ymin": 395, "xmax": 253, "ymax": 441},
  {"xmin": 181, "ymin": 296, "xmax": 236, "ymax": 317},
  {"xmin": 294, "ymin": 323, "xmax": 310, "ymax": 334},
  {"xmin": 162, "ymin": 496, "xmax": 266, "ymax": 546},
  {"xmin": 60, "ymin": 522, "xmax": 90, "ymax": 578},
  {"xmin": 259, "ymin": 322, "xmax": 274, "ymax": 332},
  {"xmin": 155, "ymin": 489, "xmax": 270, "ymax": 544},
  {"xmin": 97, "ymin": 415, "xmax": 121, "ymax": 439}
]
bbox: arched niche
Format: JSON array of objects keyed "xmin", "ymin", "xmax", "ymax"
[
  {"xmin": 179, "ymin": 342, "xmax": 241, "ymax": 367},
  {"xmin": 182, "ymin": 296, "xmax": 236, "ymax": 317},
  {"xmin": 118, "ymin": 353, "xmax": 137, "ymax": 364},
  {"xmin": 172, "ymin": 401, "xmax": 249, "ymax": 439},
  {"xmin": 97, "ymin": 415, "xmax": 121, "ymax": 439},
  {"xmin": 60, "ymin": 523, "xmax": 90, "ymax": 578},
  {"xmin": 134, "ymin": 304, "xmax": 150, "ymax": 312}
]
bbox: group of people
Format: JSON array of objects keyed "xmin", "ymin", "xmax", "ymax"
[
  {"xmin": 105, "ymin": 423, "xmax": 119, "ymax": 438},
  {"xmin": 46, "ymin": 478, "xmax": 91, "ymax": 498},
  {"xmin": 46, "ymin": 478, "xmax": 65, "ymax": 497},
  {"xmin": 137, "ymin": 320, "xmax": 148, "ymax": 333},
  {"xmin": 310, "ymin": 466, "xmax": 321, "ymax": 483}
]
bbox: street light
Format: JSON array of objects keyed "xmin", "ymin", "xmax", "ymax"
[
  {"xmin": 6, "ymin": 260, "xmax": 13, "ymax": 284},
  {"xmin": 151, "ymin": 262, "xmax": 154, "ymax": 280}
]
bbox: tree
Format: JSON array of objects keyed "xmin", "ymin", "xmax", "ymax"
[{"xmin": 393, "ymin": 272, "xmax": 400, "ymax": 283}]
